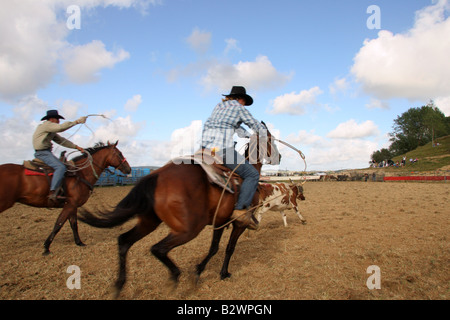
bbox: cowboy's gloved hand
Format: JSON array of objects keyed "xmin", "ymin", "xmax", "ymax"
[{"xmin": 76, "ymin": 116, "xmax": 87, "ymax": 124}]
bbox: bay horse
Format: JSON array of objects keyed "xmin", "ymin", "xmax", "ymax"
[
  {"xmin": 78, "ymin": 122, "xmax": 281, "ymax": 298},
  {"xmin": 0, "ymin": 141, "xmax": 131, "ymax": 255}
]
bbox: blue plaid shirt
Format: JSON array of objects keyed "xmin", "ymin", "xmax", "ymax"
[{"xmin": 202, "ymin": 100, "xmax": 266, "ymax": 150}]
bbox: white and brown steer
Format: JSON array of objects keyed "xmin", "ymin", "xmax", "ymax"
[{"xmin": 256, "ymin": 181, "xmax": 306, "ymax": 227}]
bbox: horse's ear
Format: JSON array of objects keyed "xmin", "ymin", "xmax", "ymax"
[
  {"xmin": 261, "ymin": 121, "xmax": 267, "ymax": 129},
  {"xmin": 114, "ymin": 140, "xmax": 119, "ymax": 147}
]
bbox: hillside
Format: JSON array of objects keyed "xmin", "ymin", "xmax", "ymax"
[{"xmin": 364, "ymin": 135, "xmax": 450, "ymax": 174}]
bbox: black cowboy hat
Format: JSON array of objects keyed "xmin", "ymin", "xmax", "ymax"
[
  {"xmin": 223, "ymin": 86, "xmax": 253, "ymax": 106},
  {"xmin": 41, "ymin": 110, "xmax": 65, "ymax": 121}
]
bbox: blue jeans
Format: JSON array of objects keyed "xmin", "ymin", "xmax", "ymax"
[
  {"xmin": 34, "ymin": 150, "xmax": 66, "ymax": 192},
  {"xmin": 219, "ymin": 147, "xmax": 259, "ymax": 210}
]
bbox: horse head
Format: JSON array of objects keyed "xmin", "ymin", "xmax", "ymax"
[
  {"xmin": 246, "ymin": 121, "xmax": 281, "ymax": 166},
  {"xmin": 103, "ymin": 141, "xmax": 132, "ymax": 175}
]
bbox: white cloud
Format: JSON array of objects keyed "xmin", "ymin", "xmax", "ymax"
[
  {"xmin": 114, "ymin": 120, "xmax": 204, "ymax": 167},
  {"xmin": 351, "ymin": 0, "xmax": 450, "ymax": 104},
  {"xmin": 201, "ymin": 55, "xmax": 292, "ymax": 92},
  {"xmin": 12, "ymin": 95, "xmax": 49, "ymax": 120},
  {"xmin": 124, "ymin": 94, "xmax": 142, "ymax": 112},
  {"xmin": 170, "ymin": 120, "xmax": 203, "ymax": 158},
  {"xmin": 166, "ymin": 59, "xmax": 216, "ymax": 83},
  {"xmin": 89, "ymin": 115, "xmax": 143, "ymax": 145},
  {"xmin": 434, "ymin": 96, "xmax": 450, "ymax": 116},
  {"xmin": 59, "ymin": 100, "xmax": 85, "ymax": 119},
  {"xmin": 329, "ymin": 77, "xmax": 349, "ymax": 95},
  {"xmin": 281, "ymin": 129, "xmax": 380, "ymax": 171},
  {"xmin": 0, "ymin": 1, "xmax": 66, "ymax": 100},
  {"xmin": 327, "ymin": 119, "xmax": 379, "ymax": 139},
  {"xmin": 269, "ymin": 87, "xmax": 323, "ymax": 115},
  {"xmin": 0, "ymin": 95, "xmax": 90, "ymax": 164},
  {"xmin": 54, "ymin": 0, "xmax": 160, "ymax": 14},
  {"xmin": 63, "ymin": 40, "xmax": 130, "ymax": 83},
  {"xmin": 0, "ymin": 0, "xmax": 153, "ymax": 101},
  {"xmin": 365, "ymin": 98, "xmax": 390, "ymax": 110},
  {"xmin": 224, "ymin": 38, "xmax": 241, "ymax": 55},
  {"xmin": 186, "ymin": 28, "xmax": 212, "ymax": 54},
  {"xmin": 308, "ymin": 138, "xmax": 378, "ymax": 170}
]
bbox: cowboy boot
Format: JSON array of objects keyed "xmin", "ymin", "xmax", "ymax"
[
  {"xmin": 231, "ymin": 209, "xmax": 259, "ymax": 230},
  {"xmin": 48, "ymin": 190, "xmax": 66, "ymax": 206}
]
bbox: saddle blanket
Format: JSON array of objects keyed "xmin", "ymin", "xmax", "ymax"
[
  {"xmin": 24, "ymin": 169, "xmax": 53, "ymax": 176},
  {"xmin": 172, "ymin": 150, "xmax": 239, "ymax": 194}
]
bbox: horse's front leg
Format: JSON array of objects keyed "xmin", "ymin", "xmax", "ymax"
[
  {"xmin": 196, "ymin": 227, "xmax": 225, "ymax": 281},
  {"xmin": 43, "ymin": 204, "xmax": 77, "ymax": 255},
  {"xmin": 220, "ymin": 224, "xmax": 246, "ymax": 280}
]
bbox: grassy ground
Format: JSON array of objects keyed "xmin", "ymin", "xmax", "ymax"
[{"xmin": 369, "ymin": 135, "xmax": 450, "ymax": 173}]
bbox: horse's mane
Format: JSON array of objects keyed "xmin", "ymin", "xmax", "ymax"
[{"xmin": 70, "ymin": 142, "xmax": 110, "ymax": 162}]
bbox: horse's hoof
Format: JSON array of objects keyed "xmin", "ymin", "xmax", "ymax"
[
  {"xmin": 112, "ymin": 287, "xmax": 122, "ymax": 300},
  {"xmin": 76, "ymin": 242, "xmax": 87, "ymax": 247},
  {"xmin": 42, "ymin": 249, "xmax": 51, "ymax": 256},
  {"xmin": 188, "ymin": 271, "xmax": 201, "ymax": 288},
  {"xmin": 220, "ymin": 272, "xmax": 231, "ymax": 280}
]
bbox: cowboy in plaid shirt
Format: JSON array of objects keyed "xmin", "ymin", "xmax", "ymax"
[{"xmin": 201, "ymin": 86, "xmax": 266, "ymax": 230}]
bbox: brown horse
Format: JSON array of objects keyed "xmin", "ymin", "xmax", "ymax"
[
  {"xmin": 0, "ymin": 141, "xmax": 131, "ymax": 255},
  {"xmin": 78, "ymin": 122, "xmax": 281, "ymax": 298}
]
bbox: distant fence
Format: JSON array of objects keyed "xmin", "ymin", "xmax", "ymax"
[
  {"xmin": 383, "ymin": 170, "xmax": 450, "ymax": 182},
  {"xmin": 96, "ymin": 168, "xmax": 450, "ymax": 186},
  {"xmin": 95, "ymin": 167, "xmax": 156, "ymax": 187},
  {"xmin": 261, "ymin": 170, "xmax": 450, "ymax": 183},
  {"xmin": 384, "ymin": 176, "xmax": 449, "ymax": 182},
  {"xmin": 261, "ymin": 176, "xmax": 321, "ymax": 182}
]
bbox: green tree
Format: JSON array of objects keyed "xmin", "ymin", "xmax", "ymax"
[
  {"xmin": 388, "ymin": 102, "xmax": 449, "ymax": 156},
  {"xmin": 423, "ymin": 101, "xmax": 449, "ymax": 145},
  {"xmin": 371, "ymin": 148, "xmax": 392, "ymax": 163}
]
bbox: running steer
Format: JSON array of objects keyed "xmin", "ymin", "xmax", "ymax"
[{"xmin": 256, "ymin": 181, "xmax": 306, "ymax": 227}]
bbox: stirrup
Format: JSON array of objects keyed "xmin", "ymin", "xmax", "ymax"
[
  {"xmin": 48, "ymin": 190, "xmax": 66, "ymax": 203},
  {"xmin": 231, "ymin": 209, "xmax": 259, "ymax": 230}
]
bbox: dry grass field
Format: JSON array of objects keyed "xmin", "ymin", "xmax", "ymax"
[{"xmin": 0, "ymin": 181, "xmax": 448, "ymax": 300}]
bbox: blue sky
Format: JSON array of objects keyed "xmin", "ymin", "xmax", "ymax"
[{"xmin": 1, "ymin": 0, "xmax": 449, "ymax": 171}]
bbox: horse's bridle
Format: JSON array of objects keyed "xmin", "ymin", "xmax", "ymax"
[{"xmin": 89, "ymin": 147, "xmax": 128, "ymax": 178}]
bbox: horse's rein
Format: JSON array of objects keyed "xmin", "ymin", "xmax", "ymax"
[
  {"xmin": 212, "ymin": 135, "xmax": 307, "ymax": 230},
  {"xmin": 89, "ymin": 149, "xmax": 127, "ymax": 178},
  {"xmin": 212, "ymin": 133, "xmax": 278, "ymax": 230}
]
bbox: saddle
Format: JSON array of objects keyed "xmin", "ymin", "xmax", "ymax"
[
  {"xmin": 173, "ymin": 149, "xmax": 242, "ymax": 194},
  {"xmin": 23, "ymin": 151, "xmax": 76, "ymax": 177}
]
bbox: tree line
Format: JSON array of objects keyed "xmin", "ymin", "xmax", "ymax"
[{"xmin": 371, "ymin": 101, "xmax": 450, "ymax": 163}]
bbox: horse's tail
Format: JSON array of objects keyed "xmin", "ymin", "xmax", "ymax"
[{"xmin": 78, "ymin": 174, "xmax": 158, "ymax": 228}]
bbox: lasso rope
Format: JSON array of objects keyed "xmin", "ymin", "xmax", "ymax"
[
  {"xmin": 212, "ymin": 135, "xmax": 307, "ymax": 230},
  {"xmin": 52, "ymin": 114, "xmax": 113, "ymax": 178},
  {"xmin": 53, "ymin": 114, "xmax": 111, "ymax": 153},
  {"xmin": 274, "ymin": 138, "xmax": 308, "ymax": 185}
]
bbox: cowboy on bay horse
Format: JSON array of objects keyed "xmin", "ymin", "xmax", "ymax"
[
  {"xmin": 201, "ymin": 86, "xmax": 267, "ymax": 230},
  {"xmin": 32, "ymin": 109, "xmax": 87, "ymax": 204}
]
